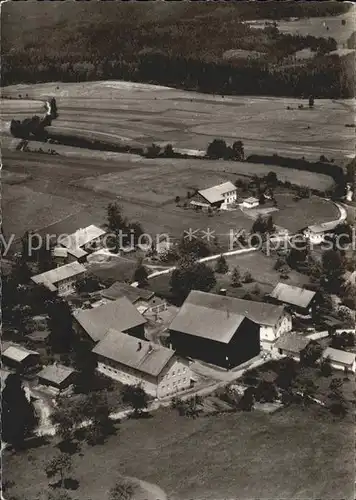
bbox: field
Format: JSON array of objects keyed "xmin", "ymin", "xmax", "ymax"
[
  {"xmin": 4, "ymin": 406, "xmax": 354, "ymax": 500},
  {"xmin": 1, "ymin": 81, "xmax": 354, "ymax": 162},
  {"xmin": 247, "ymin": 6, "xmax": 355, "ymax": 46}
]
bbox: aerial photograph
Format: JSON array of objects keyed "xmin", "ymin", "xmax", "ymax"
[{"xmin": 1, "ymin": 1, "xmax": 355, "ymax": 499}]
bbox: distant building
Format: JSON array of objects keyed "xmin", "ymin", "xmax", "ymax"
[
  {"xmin": 59, "ymin": 225, "xmax": 107, "ymax": 262},
  {"xmin": 303, "ymin": 220, "xmax": 340, "ymax": 245},
  {"xmin": 169, "ymin": 290, "xmax": 260, "ymax": 368},
  {"xmin": 31, "ymin": 261, "xmax": 86, "ymax": 296},
  {"xmin": 189, "ymin": 181, "xmax": 237, "ymax": 210},
  {"xmin": 273, "ymin": 333, "xmax": 311, "ymax": 361},
  {"xmin": 92, "ymin": 329, "xmax": 191, "ymax": 398},
  {"xmin": 269, "ymin": 283, "xmax": 319, "ymax": 317},
  {"xmin": 37, "ymin": 363, "xmax": 77, "ymax": 391},
  {"xmin": 73, "ymin": 296, "xmax": 147, "ymax": 342},
  {"xmin": 2, "ymin": 344, "xmax": 40, "ymax": 373},
  {"xmin": 240, "ymin": 197, "xmax": 259, "ymax": 209},
  {"xmin": 101, "ymin": 282, "xmax": 167, "ymax": 315},
  {"xmin": 321, "ymin": 347, "xmax": 356, "ymax": 373}
]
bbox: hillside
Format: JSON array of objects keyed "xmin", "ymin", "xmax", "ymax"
[{"xmin": 2, "ymin": 1, "xmax": 354, "ymax": 97}]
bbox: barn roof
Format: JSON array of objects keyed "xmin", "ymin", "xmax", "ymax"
[
  {"xmin": 198, "ymin": 182, "xmax": 236, "ymax": 204},
  {"xmin": 74, "ymin": 296, "xmax": 146, "ymax": 342},
  {"xmin": 270, "ymin": 283, "xmax": 316, "ymax": 308},
  {"xmin": 92, "ymin": 329, "xmax": 175, "ymax": 377},
  {"xmin": 169, "ymin": 290, "xmax": 256, "ymax": 344},
  {"xmin": 274, "ymin": 333, "xmax": 310, "ymax": 353},
  {"xmin": 101, "ymin": 282, "xmax": 154, "ymax": 303},
  {"xmin": 31, "ymin": 261, "xmax": 86, "ymax": 287}
]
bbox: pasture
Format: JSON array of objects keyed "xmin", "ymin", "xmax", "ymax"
[
  {"xmin": 1, "ymin": 80, "xmax": 354, "ymax": 162},
  {"xmin": 4, "ymin": 406, "xmax": 354, "ymax": 500}
]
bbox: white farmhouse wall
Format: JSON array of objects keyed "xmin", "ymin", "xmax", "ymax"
[
  {"xmin": 260, "ymin": 313, "xmax": 292, "ymax": 351},
  {"xmin": 96, "ymin": 356, "xmax": 191, "ymax": 399}
]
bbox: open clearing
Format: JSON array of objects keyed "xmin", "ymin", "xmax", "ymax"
[
  {"xmin": 2, "ymin": 148, "xmax": 340, "ymax": 244},
  {"xmin": 246, "ymin": 7, "xmax": 355, "ymax": 46},
  {"xmin": 4, "ymin": 406, "xmax": 354, "ymax": 500},
  {"xmin": 2, "ymin": 81, "xmax": 354, "ymax": 162}
]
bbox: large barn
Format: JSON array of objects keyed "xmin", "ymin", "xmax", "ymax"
[{"xmin": 169, "ymin": 290, "xmax": 260, "ymax": 368}]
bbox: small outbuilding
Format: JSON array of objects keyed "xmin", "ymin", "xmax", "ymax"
[
  {"xmin": 240, "ymin": 197, "xmax": 259, "ymax": 209},
  {"xmin": 321, "ymin": 347, "xmax": 356, "ymax": 373},
  {"xmin": 2, "ymin": 344, "xmax": 40, "ymax": 373},
  {"xmin": 37, "ymin": 363, "xmax": 76, "ymax": 391},
  {"xmin": 273, "ymin": 333, "xmax": 311, "ymax": 361}
]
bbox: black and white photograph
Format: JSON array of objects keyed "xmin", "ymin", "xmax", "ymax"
[{"xmin": 1, "ymin": 1, "xmax": 355, "ymax": 499}]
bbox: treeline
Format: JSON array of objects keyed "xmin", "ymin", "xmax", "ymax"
[
  {"xmin": 2, "ymin": 50, "xmax": 353, "ymax": 98},
  {"xmin": 247, "ymin": 154, "xmax": 345, "ymax": 185}
]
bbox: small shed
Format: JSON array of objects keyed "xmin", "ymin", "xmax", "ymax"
[
  {"xmin": 37, "ymin": 363, "xmax": 76, "ymax": 390},
  {"xmin": 321, "ymin": 347, "xmax": 356, "ymax": 373},
  {"xmin": 273, "ymin": 333, "xmax": 311, "ymax": 361},
  {"xmin": 2, "ymin": 344, "xmax": 40, "ymax": 373}
]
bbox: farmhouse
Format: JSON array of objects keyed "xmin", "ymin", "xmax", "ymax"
[
  {"xmin": 241, "ymin": 197, "xmax": 259, "ymax": 209},
  {"xmin": 189, "ymin": 181, "xmax": 237, "ymax": 210},
  {"xmin": 37, "ymin": 363, "xmax": 76, "ymax": 391},
  {"xmin": 273, "ymin": 333, "xmax": 311, "ymax": 361},
  {"xmin": 92, "ymin": 329, "xmax": 191, "ymax": 398},
  {"xmin": 2, "ymin": 344, "xmax": 40, "ymax": 373},
  {"xmin": 269, "ymin": 283, "xmax": 319, "ymax": 317},
  {"xmin": 169, "ymin": 290, "xmax": 260, "ymax": 368},
  {"xmin": 321, "ymin": 347, "xmax": 356, "ymax": 374},
  {"xmin": 303, "ymin": 220, "xmax": 340, "ymax": 245},
  {"xmin": 221, "ymin": 297, "xmax": 292, "ymax": 351},
  {"xmin": 59, "ymin": 224, "xmax": 107, "ymax": 262},
  {"xmin": 73, "ymin": 296, "xmax": 147, "ymax": 342},
  {"xmin": 31, "ymin": 261, "xmax": 86, "ymax": 296}
]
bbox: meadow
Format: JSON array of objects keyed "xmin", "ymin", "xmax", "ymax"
[
  {"xmin": 1, "ymin": 81, "xmax": 354, "ymax": 162},
  {"xmin": 4, "ymin": 406, "xmax": 354, "ymax": 500}
]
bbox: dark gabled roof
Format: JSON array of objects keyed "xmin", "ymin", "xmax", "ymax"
[
  {"xmin": 270, "ymin": 283, "xmax": 316, "ymax": 309},
  {"xmin": 101, "ymin": 282, "xmax": 154, "ymax": 303},
  {"xmin": 274, "ymin": 333, "xmax": 310, "ymax": 353},
  {"xmin": 92, "ymin": 329, "xmax": 175, "ymax": 377},
  {"xmin": 74, "ymin": 296, "xmax": 146, "ymax": 342},
  {"xmin": 169, "ymin": 290, "xmax": 256, "ymax": 344}
]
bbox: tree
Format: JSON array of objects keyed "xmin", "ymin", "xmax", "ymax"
[
  {"xmin": 73, "ymin": 339, "xmax": 97, "ymax": 393},
  {"xmin": 106, "ymin": 202, "xmax": 128, "ymax": 235},
  {"xmin": 231, "ymin": 266, "xmax": 241, "ymax": 287},
  {"xmin": 109, "ymin": 477, "xmax": 136, "ymax": 500},
  {"xmin": 298, "ymin": 378, "xmax": 317, "ymax": 405},
  {"xmin": 2, "ymin": 374, "xmax": 38, "ymax": 448},
  {"xmin": 308, "ymin": 95, "xmax": 314, "ymax": 108},
  {"xmin": 51, "ymin": 396, "xmax": 84, "ymax": 443},
  {"xmin": 163, "ymin": 143, "xmax": 174, "ymax": 157},
  {"xmin": 121, "ymin": 384, "xmax": 149, "ymax": 417},
  {"xmin": 321, "ymin": 249, "xmax": 345, "ymax": 291},
  {"xmin": 252, "ymin": 215, "xmax": 268, "ymax": 235},
  {"xmin": 266, "ymin": 215, "xmax": 275, "ymax": 233},
  {"xmin": 275, "ymin": 357, "xmax": 298, "ymax": 390},
  {"xmin": 255, "ymin": 380, "xmax": 278, "ymax": 403},
  {"xmin": 46, "ymin": 298, "xmax": 74, "ymax": 353},
  {"xmin": 171, "ymin": 395, "xmax": 202, "ymax": 418},
  {"xmin": 133, "ymin": 265, "xmax": 148, "ymax": 285},
  {"xmin": 146, "ymin": 143, "xmax": 161, "ymax": 158},
  {"xmin": 319, "ymin": 356, "xmax": 332, "ymax": 377},
  {"xmin": 83, "ymin": 391, "xmax": 113, "ymax": 444},
  {"xmin": 329, "ymin": 377, "xmax": 343, "ymax": 392},
  {"xmin": 175, "ymin": 195, "xmax": 180, "ymax": 204},
  {"xmin": 206, "ymin": 139, "xmax": 227, "ymax": 159},
  {"xmin": 170, "ymin": 260, "xmax": 216, "ymax": 301},
  {"xmin": 300, "ymin": 341, "xmax": 322, "ymax": 367},
  {"xmin": 266, "ymin": 171, "xmax": 278, "ymax": 187},
  {"xmin": 45, "ymin": 453, "xmax": 73, "ymax": 488},
  {"xmin": 178, "ymin": 235, "xmax": 211, "ymax": 259},
  {"xmin": 238, "ymin": 387, "xmax": 254, "ymax": 411},
  {"xmin": 243, "ymin": 271, "xmax": 254, "ymax": 283},
  {"xmin": 214, "ymin": 255, "xmax": 229, "ymax": 274},
  {"xmin": 232, "ymin": 140, "xmax": 244, "ymax": 161}
]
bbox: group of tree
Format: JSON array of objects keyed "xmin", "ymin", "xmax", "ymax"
[
  {"xmin": 10, "ymin": 115, "xmax": 51, "ymax": 140},
  {"xmin": 170, "ymin": 255, "xmax": 216, "ymax": 302},
  {"xmin": 252, "ymin": 215, "xmax": 275, "ymax": 237},
  {"xmin": 121, "ymin": 384, "xmax": 149, "ymax": 417},
  {"xmin": 171, "ymin": 395, "xmax": 203, "ymax": 418},
  {"xmin": 206, "ymin": 139, "xmax": 244, "ymax": 161}
]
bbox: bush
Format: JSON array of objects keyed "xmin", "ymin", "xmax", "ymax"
[
  {"xmin": 214, "ymin": 255, "xmax": 229, "ymax": 274},
  {"xmin": 242, "ymin": 271, "xmax": 254, "ymax": 283}
]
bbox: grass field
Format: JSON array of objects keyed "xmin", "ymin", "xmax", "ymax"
[
  {"xmin": 4, "ymin": 406, "xmax": 354, "ymax": 500},
  {"xmin": 2, "ymin": 81, "xmax": 354, "ymax": 162},
  {"xmin": 247, "ymin": 7, "xmax": 354, "ymax": 46}
]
